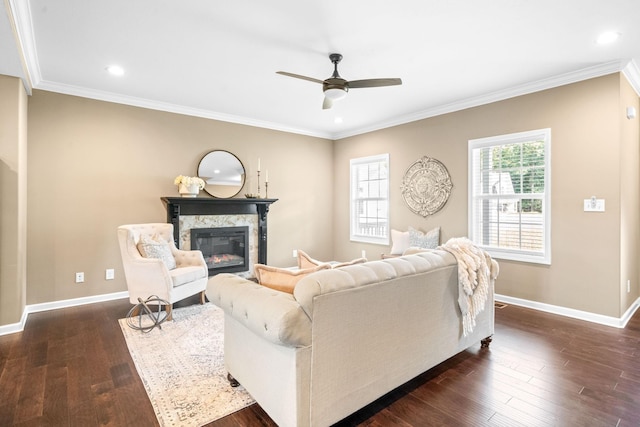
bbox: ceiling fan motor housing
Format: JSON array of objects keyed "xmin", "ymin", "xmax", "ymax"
[{"xmin": 323, "ymin": 77, "xmax": 349, "ymax": 99}]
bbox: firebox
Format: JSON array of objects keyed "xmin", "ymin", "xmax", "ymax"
[{"xmin": 190, "ymin": 226, "xmax": 249, "ymax": 275}]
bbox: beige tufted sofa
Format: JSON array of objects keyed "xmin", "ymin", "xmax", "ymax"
[
  {"xmin": 117, "ymin": 223, "xmax": 208, "ymax": 319},
  {"xmin": 209, "ymin": 249, "xmax": 496, "ymax": 427}
]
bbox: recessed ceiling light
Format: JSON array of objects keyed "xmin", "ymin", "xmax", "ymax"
[
  {"xmin": 106, "ymin": 65, "xmax": 125, "ymax": 76},
  {"xmin": 334, "ymin": 117, "xmax": 343, "ymax": 124},
  {"xmin": 596, "ymin": 31, "xmax": 620, "ymax": 45}
]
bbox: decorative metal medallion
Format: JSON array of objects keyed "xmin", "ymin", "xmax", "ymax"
[{"xmin": 401, "ymin": 156, "xmax": 453, "ymax": 217}]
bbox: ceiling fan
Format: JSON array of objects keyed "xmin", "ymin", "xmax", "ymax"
[{"xmin": 276, "ymin": 53, "xmax": 402, "ymax": 109}]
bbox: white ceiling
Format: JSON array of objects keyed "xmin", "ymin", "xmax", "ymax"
[{"xmin": 3, "ymin": 0, "xmax": 640, "ymax": 139}]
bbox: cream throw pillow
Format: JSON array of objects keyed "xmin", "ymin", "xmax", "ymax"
[
  {"xmin": 390, "ymin": 229, "xmax": 411, "ymax": 255},
  {"xmin": 137, "ymin": 234, "xmax": 176, "ymax": 270},
  {"xmin": 254, "ymin": 264, "xmax": 331, "ymax": 294},
  {"xmin": 331, "ymin": 258, "xmax": 367, "ymax": 268},
  {"xmin": 297, "ymin": 250, "xmax": 367, "ymax": 269}
]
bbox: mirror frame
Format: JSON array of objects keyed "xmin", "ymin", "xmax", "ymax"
[{"xmin": 197, "ymin": 150, "xmax": 246, "ymax": 198}]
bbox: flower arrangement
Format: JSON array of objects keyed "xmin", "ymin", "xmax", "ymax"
[{"xmin": 174, "ymin": 175, "xmax": 205, "ymax": 190}]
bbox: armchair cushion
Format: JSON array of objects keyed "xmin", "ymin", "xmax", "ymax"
[
  {"xmin": 170, "ymin": 265, "xmax": 207, "ymax": 287},
  {"xmin": 136, "ymin": 234, "xmax": 176, "ymax": 270}
]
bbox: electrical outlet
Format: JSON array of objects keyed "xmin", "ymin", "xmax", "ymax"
[
  {"xmin": 292, "ymin": 249, "xmax": 298, "ymax": 258},
  {"xmin": 105, "ymin": 269, "xmax": 115, "ymax": 280},
  {"xmin": 361, "ymin": 250, "xmax": 366, "ymax": 259},
  {"xmin": 75, "ymin": 272, "xmax": 84, "ymax": 283}
]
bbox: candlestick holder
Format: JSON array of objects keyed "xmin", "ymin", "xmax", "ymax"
[{"xmin": 265, "ymin": 182, "xmax": 269, "ymax": 199}]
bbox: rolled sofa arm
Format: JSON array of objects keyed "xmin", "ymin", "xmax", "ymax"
[{"xmin": 209, "ymin": 273, "xmax": 313, "ymax": 347}]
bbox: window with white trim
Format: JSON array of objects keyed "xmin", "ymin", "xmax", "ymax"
[
  {"xmin": 350, "ymin": 154, "xmax": 389, "ymax": 245},
  {"xmin": 468, "ymin": 129, "xmax": 551, "ymax": 264}
]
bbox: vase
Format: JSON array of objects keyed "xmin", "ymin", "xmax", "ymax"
[{"xmin": 178, "ymin": 183, "xmax": 200, "ymax": 198}]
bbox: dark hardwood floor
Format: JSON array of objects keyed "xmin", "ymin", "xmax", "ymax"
[{"xmin": 1, "ymin": 295, "xmax": 639, "ymax": 426}]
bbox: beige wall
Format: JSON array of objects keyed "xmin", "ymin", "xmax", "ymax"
[
  {"xmin": 334, "ymin": 73, "xmax": 639, "ymax": 318},
  {"xmin": 0, "ymin": 75, "xmax": 28, "ymax": 325},
  {"xmin": 1, "ymin": 71, "xmax": 637, "ymax": 327},
  {"xmin": 26, "ymin": 90, "xmax": 333, "ymax": 305},
  {"xmin": 619, "ymin": 75, "xmax": 640, "ymax": 312}
]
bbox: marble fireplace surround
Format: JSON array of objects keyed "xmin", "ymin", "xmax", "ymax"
[{"xmin": 161, "ymin": 197, "xmax": 278, "ymax": 278}]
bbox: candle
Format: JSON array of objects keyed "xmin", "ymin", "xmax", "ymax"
[
  {"xmin": 265, "ymin": 170, "xmax": 269, "ymax": 183},
  {"xmin": 257, "ymin": 158, "xmax": 261, "ymax": 172}
]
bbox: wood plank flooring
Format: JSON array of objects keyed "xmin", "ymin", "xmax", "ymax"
[{"xmin": 0, "ymin": 296, "xmax": 639, "ymax": 426}]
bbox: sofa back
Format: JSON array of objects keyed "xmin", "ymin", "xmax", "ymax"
[
  {"xmin": 294, "ymin": 250, "xmax": 458, "ymax": 318},
  {"xmin": 294, "ymin": 249, "xmax": 495, "ymax": 427}
]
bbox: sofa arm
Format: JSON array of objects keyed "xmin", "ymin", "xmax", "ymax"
[
  {"xmin": 121, "ymin": 256, "xmax": 174, "ymax": 299},
  {"xmin": 209, "ymin": 273, "xmax": 312, "ymax": 348}
]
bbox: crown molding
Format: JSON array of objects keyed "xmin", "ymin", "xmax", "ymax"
[
  {"xmin": 334, "ymin": 60, "xmax": 634, "ymax": 139},
  {"xmin": 34, "ymin": 80, "xmax": 333, "ymax": 139},
  {"xmin": 6, "ymin": 0, "xmax": 39, "ymax": 93},
  {"xmin": 8, "ymin": 0, "xmax": 637, "ymax": 140},
  {"xmin": 622, "ymin": 60, "xmax": 640, "ymax": 96}
]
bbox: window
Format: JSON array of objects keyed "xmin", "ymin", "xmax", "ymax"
[
  {"xmin": 468, "ymin": 129, "xmax": 551, "ymax": 264},
  {"xmin": 350, "ymin": 154, "xmax": 389, "ymax": 245}
]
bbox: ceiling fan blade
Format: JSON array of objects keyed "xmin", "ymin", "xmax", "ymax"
[
  {"xmin": 348, "ymin": 78, "xmax": 402, "ymax": 89},
  {"xmin": 276, "ymin": 71, "xmax": 324, "ymax": 84},
  {"xmin": 322, "ymin": 97, "xmax": 333, "ymax": 109}
]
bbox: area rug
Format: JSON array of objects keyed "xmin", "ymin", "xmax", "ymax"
[{"xmin": 119, "ymin": 303, "xmax": 255, "ymax": 427}]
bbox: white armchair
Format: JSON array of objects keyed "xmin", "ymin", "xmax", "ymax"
[{"xmin": 117, "ymin": 223, "xmax": 208, "ymax": 320}]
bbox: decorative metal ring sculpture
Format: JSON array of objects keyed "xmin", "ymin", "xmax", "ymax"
[
  {"xmin": 401, "ymin": 156, "xmax": 453, "ymax": 217},
  {"xmin": 126, "ymin": 295, "xmax": 170, "ymax": 333}
]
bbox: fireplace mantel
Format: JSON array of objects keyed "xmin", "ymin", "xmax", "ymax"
[{"xmin": 161, "ymin": 197, "xmax": 278, "ymax": 267}]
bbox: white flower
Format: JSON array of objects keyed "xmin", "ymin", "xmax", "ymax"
[{"xmin": 174, "ymin": 175, "xmax": 205, "ymax": 190}]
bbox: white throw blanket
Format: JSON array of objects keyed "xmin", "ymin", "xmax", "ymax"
[{"xmin": 439, "ymin": 237, "xmax": 498, "ymax": 337}]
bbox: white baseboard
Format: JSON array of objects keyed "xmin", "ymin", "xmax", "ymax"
[
  {"xmin": 495, "ymin": 294, "xmax": 640, "ymax": 328},
  {"xmin": 0, "ymin": 291, "xmax": 129, "ymax": 337},
  {"xmin": 2, "ymin": 291, "xmax": 638, "ymax": 336}
]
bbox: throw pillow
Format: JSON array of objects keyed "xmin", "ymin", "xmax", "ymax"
[
  {"xmin": 297, "ymin": 250, "xmax": 367, "ymax": 269},
  {"xmin": 137, "ymin": 234, "xmax": 177, "ymax": 270},
  {"xmin": 331, "ymin": 257, "xmax": 368, "ymax": 268},
  {"xmin": 254, "ymin": 264, "xmax": 330, "ymax": 294},
  {"xmin": 408, "ymin": 226, "xmax": 440, "ymax": 249},
  {"xmin": 390, "ymin": 229, "xmax": 410, "ymax": 255},
  {"xmin": 297, "ymin": 250, "xmax": 330, "ymax": 269}
]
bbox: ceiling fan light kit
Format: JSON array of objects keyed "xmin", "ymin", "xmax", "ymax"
[
  {"xmin": 277, "ymin": 53, "xmax": 402, "ymax": 109},
  {"xmin": 324, "ymin": 87, "xmax": 348, "ymax": 101}
]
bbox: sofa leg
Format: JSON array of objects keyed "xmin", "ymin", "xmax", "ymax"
[
  {"xmin": 227, "ymin": 373, "xmax": 240, "ymax": 388},
  {"xmin": 199, "ymin": 290, "xmax": 206, "ymax": 305},
  {"xmin": 165, "ymin": 304, "xmax": 173, "ymax": 321},
  {"xmin": 481, "ymin": 335, "xmax": 493, "ymax": 348}
]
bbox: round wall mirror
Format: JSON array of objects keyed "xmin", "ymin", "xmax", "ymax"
[{"xmin": 197, "ymin": 150, "xmax": 246, "ymax": 198}]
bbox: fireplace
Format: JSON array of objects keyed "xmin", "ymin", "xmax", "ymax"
[
  {"xmin": 191, "ymin": 226, "xmax": 249, "ymax": 275},
  {"xmin": 161, "ymin": 197, "xmax": 277, "ymax": 279}
]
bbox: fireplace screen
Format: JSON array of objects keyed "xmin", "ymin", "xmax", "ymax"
[{"xmin": 190, "ymin": 226, "xmax": 249, "ymax": 275}]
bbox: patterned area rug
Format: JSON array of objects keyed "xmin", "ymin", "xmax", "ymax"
[{"xmin": 119, "ymin": 303, "xmax": 255, "ymax": 426}]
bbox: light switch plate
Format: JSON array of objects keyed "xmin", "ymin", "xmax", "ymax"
[{"xmin": 584, "ymin": 199, "xmax": 605, "ymax": 212}]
